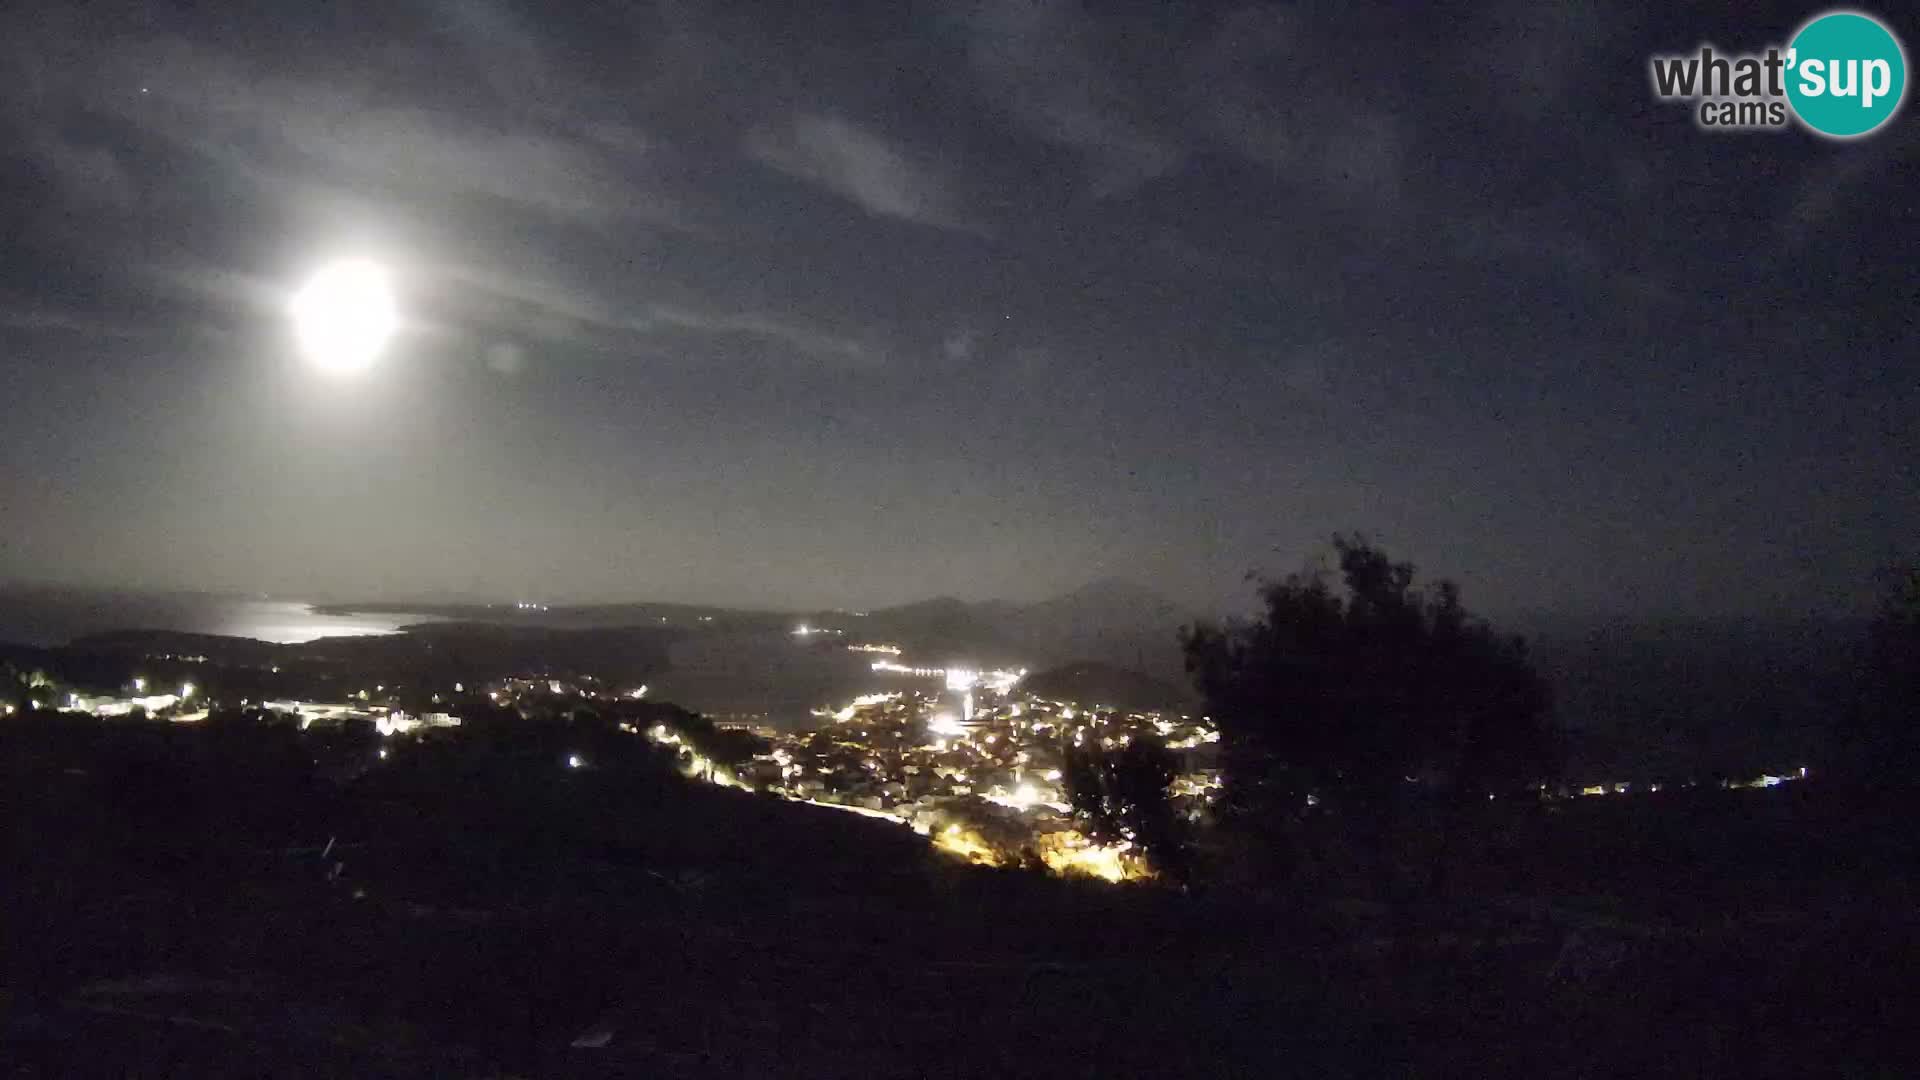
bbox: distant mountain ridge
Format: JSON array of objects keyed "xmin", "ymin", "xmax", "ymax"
[
  {"xmin": 1022, "ymin": 661, "xmax": 1191, "ymax": 712},
  {"xmin": 860, "ymin": 579, "xmax": 1197, "ymax": 679},
  {"xmin": 310, "ymin": 587, "xmax": 1875, "ymax": 781}
]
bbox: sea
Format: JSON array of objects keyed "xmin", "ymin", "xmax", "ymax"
[
  {"xmin": 0, "ymin": 588, "xmax": 436, "ymax": 647},
  {"xmin": 0, "ymin": 589, "xmax": 898, "ymax": 729}
]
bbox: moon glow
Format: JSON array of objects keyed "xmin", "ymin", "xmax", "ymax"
[{"xmin": 290, "ymin": 258, "xmax": 397, "ymax": 374}]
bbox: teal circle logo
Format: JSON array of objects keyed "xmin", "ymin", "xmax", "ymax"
[{"xmin": 1785, "ymin": 11, "xmax": 1907, "ymax": 138}]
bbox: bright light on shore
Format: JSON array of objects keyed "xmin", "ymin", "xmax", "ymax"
[{"xmin": 291, "ymin": 258, "xmax": 397, "ymax": 374}]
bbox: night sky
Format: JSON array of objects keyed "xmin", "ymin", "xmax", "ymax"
[{"xmin": 1, "ymin": 0, "xmax": 1913, "ymax": 615}]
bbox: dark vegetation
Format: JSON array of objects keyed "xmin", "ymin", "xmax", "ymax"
[
  {"xmin": 1848, "ymin": 566, "xmax": 1920, "ymax": 781},
  {"xmin": 4, "ymin": 543, "xmax": 1920, "ymax": 1075},
  {"xmin": 1063, "ymin": 734, "xmax": 1193, "ymax": 883},
  {"xmin": 1179, "ymin": 536, "xmax": 1558, "ymax": 885}
]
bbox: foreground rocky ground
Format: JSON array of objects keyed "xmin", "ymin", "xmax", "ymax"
[{"xmin": 5, "ymin": 719, "xmax": 1916, "ymax": 1077}]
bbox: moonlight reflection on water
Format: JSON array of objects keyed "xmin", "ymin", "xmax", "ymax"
[
  {"xmin": 0, "ymin": 591, "xmax": 436, "ymax": 647},
  {"xmin": 209, "ymin": 600, "xmax": 431, "ymax": 643}
]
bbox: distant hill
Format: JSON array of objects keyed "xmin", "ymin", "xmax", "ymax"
[
  {"xmin": 1006, "ymin": 578, "xmax": 1195, "ymax": 680},
  {"xmin": 66, "ymin": 629, "xmax": 284, "ymax": 666},
  {"xmin": 857, "ymin": 596, "xmax": 1023, "ymax": 661},
  {"xmin": 318, "ymin": 599, "xmax": 794, "ymax": 632},
  {"xmin": 1022, "ymin": 661, "xmax": 1191, "ymax": 713},
  {"xmin": 322, "ymin": 581, "xmax": 1201, "ymax": 678},
  {"xmin": 43, "ymin": 624, "xmax": 679, "ymax": 700},
  {"xmin": 860, "ymin": 579, "xmax": 1198, "ymax": 678}
]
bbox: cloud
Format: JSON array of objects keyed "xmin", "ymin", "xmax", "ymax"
[
  {"xmin": 943, "ymin": 330, "xmax": 980, "ymax": 365},
  {"xmin": 1011, "ymin": 345, "xmax": 1052, "ymax": 380},
  {"xmin": 441, "ymin": 264, "xmax": 630, "ymax": 334},
  {"xmin": 0, "ymin": 302, "xmax": 150, "ymax": 338},
  {"xmin": 644, "ymin": 304, "xmax": 881, "ymax": 369},
  {"xmin": 28, "ymin": 136, "xmax": 138, "ymax": 210},
  {"xmin": 1781, "ymin": 129, "xmax": 1919, "ymax": 249},
  {"xmin": 279, "ymin": 110, "xmax": 680, "ymax": 225},
  {"xmin": 1460, "ymin": 0, "xmax": 1616, "ymax": 117},
  {"xmin": 0, "ymin": 38, "xmax": 138, "ymax": 212},
  {"xmin": 0, "ymin": 284, "xmax": 241, "ymax": 343},
  {"xmin": 1177, "ymin": 0, "xmax": 1610, "ymax": 201},
  {"xmin": 1188, "ymin": 7, "xmax": 1406, "ymax": 210},
  {"xmin": 428, "ymin": 0, "xmax": 560, "ymax": 105},
  {"xmin": 961, "ymin": 0, "xmax": 1186, "ymax": 196},
  {"xmin": 441, "ymin": 263, "xmax": 880, "ymax": 369},
  {"xmin": 485, "ymin": 341, "xmax": 528, "ymax": 376},
  {"xmin": 748, "ymin": 112, "xmax": 965, "ymax": 227},
  {"xmin": 88, "ymin": 35, "xmax": 681, "ymax": 227}
]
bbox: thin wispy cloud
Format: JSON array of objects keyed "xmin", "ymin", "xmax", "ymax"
[
  {"xmin": 0, "ymin": 0, "xmax": 1909, "ymax": 614},
  {"xmin": 90, "ymin": 36, "xmax": 683, "ymax": 228},
  {"xmin": 961, "ymin": 0, "xmax": 1186, "ymax": 197},
  {"xmin": 748, "ymin": 112, "xmax": 967, "ymax": 228},
  {"xmin": 1188, "ymin": 7, "xmax": 1406, "ymax": 211},
  {"xmin": 283, "ymin": 112, "xmax": 679, "ymax": 225},
  {"xmin": 442, "ymin": 264, "xmax": 880, "ymax": 369},
  {"xmin": 644, "ymin": 304, "xmax": 881, "ymax": 369}
]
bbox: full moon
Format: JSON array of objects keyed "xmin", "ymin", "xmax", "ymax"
[{"xmin": 290, "ymin": 258, "xmax": 397, "ymax": 374}]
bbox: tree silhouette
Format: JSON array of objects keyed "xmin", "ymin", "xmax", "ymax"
[
  {"xmin": 1853, "ymin": 565, "xmax": 1920, "ymax": 783},
  {"xmin": 1182, "ymin": 535, "xmax": 1556, "ymax": 864},
  {"xmin": 1063, "ymin": 735, "xmax": 1192, "ymax": 882}
]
